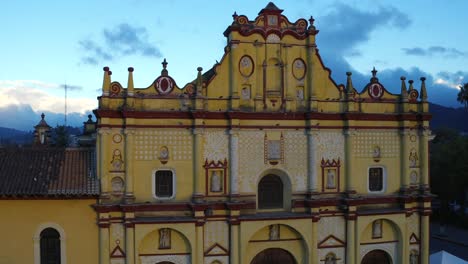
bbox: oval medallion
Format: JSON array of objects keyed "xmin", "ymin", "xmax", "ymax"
[
  {"xmin": 292, "ymin": 58, "xmax": 306, "ymax": 80},
  {"xmin": 239, "ymin": 55, "xmax": 254, "ymax": 77}
]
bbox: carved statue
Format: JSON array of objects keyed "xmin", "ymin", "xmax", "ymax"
[
  {"xmin": 373, "ymin": 146, "xmax": 381, "ymax": 159},
  {"xmin": 269, "ymin": 224, "xmax": 279, "ymax": 240},
  {"xmin": 211, "ymin": 171, "xmax": 222, "ymax": 192},
  {"xmin": 326, "ymin": 169, "xmax": 336, "ymax": 189},
  {"xmin": 325, "ymin": 254, "xmax": 336, "ymax": 264},
  {"xmin": 159, "ymin": 228, "xmax": 171, "ymax": 249},
  {"xmin": 372, "ymin": 220, "xmax": 382, "ymax": 238},
  {"xmin": 409, "ymin": 150, "xmax": 418, "ymax": 167}
]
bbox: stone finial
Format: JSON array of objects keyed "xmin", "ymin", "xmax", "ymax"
[
  {"xmin": 400, "ymin": 76, "xmax": 408, "ymax": 99},
  {"xmin": 232, "ymin": 11, "xmax": 238, "ymax": 20},
  {"xmin": 346, "ymin": 72, "xmax": 356, "ymax": 94},
  {"xmin": 102, "ymin": 66, "xmax": 111, "ymax": 94},
  {"xmin": 408, "ymin": 80, "xmax": 414, "ymax": 91},
  {"xmin": 420, "ymin": 77, "xmax": 427, "ymax": 101},
  {"xmin": 127, "ymin": 67, "xmax": 134, "ymax": 95},
  {"xmin": 196, "ymin": 67, "xmax": 203, "ymax": 94},
  {"xmin": 161, "ymin": 58, "xmax": 168, "ymax": 76},
  {"xmin": 41, "ymin": 113, "xmax": 45, "ymax": 120},
  {"xmin": 308, "ymin": 16, "xmax": 316, "ymax": 30},
  {"xmin": 370, "ymin": 67, "xmax": 379, "ymax": 83}
]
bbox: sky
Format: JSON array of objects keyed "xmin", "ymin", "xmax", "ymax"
[{"xmin": 1, "ymin": 0, "xmax": 467, "ymax": 124}]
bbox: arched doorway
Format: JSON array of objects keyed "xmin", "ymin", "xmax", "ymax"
[
  {"xmin": 361, "ymin": 249, "xmax": 391, "ymax": 264},
  {"xmin": 40, "ymin": 228, "xmax": 61, "ymax": 264},
  {"xmin": 258, "ymin": 175, "xmax": 283, "ymax": 209},
  {"xmin": 251, "ymin": 248, "xmax": 296, "ymax": 264}
]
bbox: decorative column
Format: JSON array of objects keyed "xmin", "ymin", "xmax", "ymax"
[
  {"xmin": 421, "ymin": 214, "xmax": 430, "ymax": 264},
  {"xmin": 97, "ymin": 128, "xmax": 111, "ymax": 199},
  {"xmin": 310, "ymin": 218, "xmax": 319, "ymax": 263},
  {"xmin": 124, "ymin": 128, "xmax": 135, "ymax": 201},
  {"xmin": 195, "ymin": 224, "xmax": 204, "ymax": 264},
  {"xmin": 400, "ymin": 129, "xmax": 410, "ymax": 192},
  {"xmin": 345, "ymin": 214, "xmax": 356, "ymax": 264},
  {"xmin": 306, "ymin": 43, "xmax": 317, "ymax": 111},
  {"xmin": 98, "ymin": 217, "xmax": 110, "ymax": 264},
  {"xmin": 230, "ymin": 223, "xmax": 240, "ymax": 264},
  {"xmin": 193, "ymin": 128, "xmax": 204, "ymax": 200},
  {"xmin": 229, "ymin": 130, "xmax": 240, "ymax": 197},
  {"xmin": 307, "ymin": 129, "xmax": 319, "ymax": 196},
  {"xmin": 125, "ymin": 215, "xmax": 135, "ymax": 264},
  {"xmin": 419, "ymin": 129, "xmax": 431, "ymax": 192},
  {"xmin": 344, "ymin": 129, "xmax": 357, "ymax": 195}
]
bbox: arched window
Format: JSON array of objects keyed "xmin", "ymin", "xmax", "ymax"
[
  {"xmin": 258, "ymin": 175, "xmax": 283, "ymax": 209},
  {"xmin": 265, "ymin": 58, "xmax": 282, "ymax": 95},
  {"xmin": 40, "ymin": 228, "xmax": 61, "ymax": 264}
]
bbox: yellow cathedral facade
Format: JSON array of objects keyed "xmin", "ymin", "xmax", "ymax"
[{"xmin": 0, "ymin": 3, "xmax": 432, "ymax": 264}]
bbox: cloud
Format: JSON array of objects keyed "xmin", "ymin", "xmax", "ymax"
[
  {"xmin": 0, "ymin": 80, "xmax": 96, "ymax": 114},
  {"xmin": 310, "ymin": 3, "xmax": 465, "ymax": 107},
  {"xmin": 317, "ymin": 3, "xmax": 411, "ymax": 56},
  {"xmin": 402, "ymin": 46, "xmax": 466, "ymax": 58},
  {"xmin": 79, "ymin": 23, "xmax": 162, "ymax": 65}
]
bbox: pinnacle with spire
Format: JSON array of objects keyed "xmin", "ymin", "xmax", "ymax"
[
  {"xmin": 346, "ymin": 72, "xmax": 357, "ymax": 95},
  {"xmin": 400, "ymin": 76, "xmax": 408, "ymax": 100},
  {"xmin": 161, "ymin": 58, "xmax": 168, "ymax": 76},
  {"xmin": 420, "ymin": 77, "xmax": 428, "ymax": 101},
  {"xmin": 370, "ymin": 67, "xmax": 379, "ymax": 83}
]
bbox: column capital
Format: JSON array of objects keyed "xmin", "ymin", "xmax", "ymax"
[
  {"xmin": 123, "ymin": 128, "xmax": 136, "ymax": 136},
  {"xmin": 307, "ymin": 128, "xmax": 319, "ymax": 136},
  {"xmin": 193, "ymin": 128, "xmax": 204, "ymax": 135},
  {"xmin": 97, "ymin": 127, "xmax": 111, "ymax": 135},
  {"xmin": 229, "ymin": 129, "xmax": 240, "ymax": 136},
  {"xmin": 344, "ymin": 128, "xmax": 357, "ymax": 136}
]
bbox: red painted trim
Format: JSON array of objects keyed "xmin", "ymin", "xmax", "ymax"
[
  {"xmin": 318, "ymin": 234, "xmax": 346, "ymax": 248},
  {"xmin": 95, "ymin": 109, "xmax": 431, "ymax": 122},
  {"xmin": 360, "ymin": 240, "xmax": 398, "ymax": 245},
  {"xmin": 249, "ymin": 238, "xmax": 302, "ymax": 243},
  {"xmin": 110, "ymin": 244, "xmax": 126, "ymax": 258},
  {"xmin": 204, "ymin": 242, "xmax": 229, "ymax": 256},
  {"xmin": 0, "ymin": 196, "xmax": 98, "ymax": 200},
  {"xmin": 139, "ymin": 253, "xmax": 190, "ymax": 256}
]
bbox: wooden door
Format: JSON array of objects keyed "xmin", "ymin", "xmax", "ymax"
[
  {"xmin": 251, "ymin": 248, "xmax": 296, "ymax": 264},
  {"xmin": 361, "ymin": 250, "xmax": 391, "ymax": 264}
]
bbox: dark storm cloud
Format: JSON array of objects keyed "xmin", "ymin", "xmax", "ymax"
[
  {"xmin": 79, "ymin": 23, "xmax": 161, "ymax": 65},
  {"xmin": 402, "ymin": 46, "xmax": 466, "ymax": 58}
]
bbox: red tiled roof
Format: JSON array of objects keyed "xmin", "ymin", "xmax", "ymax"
[{"xmin": 0, "ymin": 148, "xmax": 99, "ymax": 197}]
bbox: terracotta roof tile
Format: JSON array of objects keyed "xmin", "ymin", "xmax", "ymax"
[{"xmin": 0, "ymin": 148, "xmax": 99, "ymax": 197}]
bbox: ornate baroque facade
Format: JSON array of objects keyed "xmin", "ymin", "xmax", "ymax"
[{"xmin": 92, "ymin": 3, "xmax": 432, "ymax": 264}]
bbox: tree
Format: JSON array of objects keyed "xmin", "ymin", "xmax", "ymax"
[
  {"xmin": 52, "ymin": 125, "xmax": 69, "ymax": 147},
  {"xmin": 457, "ymin": 83, "xmax": 468, "ymax": 108}
]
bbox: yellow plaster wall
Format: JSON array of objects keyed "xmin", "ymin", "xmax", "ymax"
[{"xmin": 0, "ymin": 199, "xmax": 98, "ymax": 264}]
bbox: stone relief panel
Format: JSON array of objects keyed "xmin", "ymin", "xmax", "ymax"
[
  {"xmin": 318, "ymin": 216, "xmax": 346, "ymax": 242},
  {"xmin": 238, "ymin": 130, "xmax": 308, "ymax": 193},
  {"xmin": 203, "ymin": 130, "xmax": 229, "ymax": 162},
  {"xmin": 204, "ymin": 221, "xmax": 229, "ymax": 250},
  {"xmin": 283, "ymin": 131, "xmax": 308, "ymax": 192},
  {"xmin": 140, "ymin": 255, "xmax": 191, "ymax": 264},
  {"xmin": 316, "ymin": 131, "xmax": 345, "ymax": 162},
  {"xmin": 360, "ymin": 242, "xmax": 397, "ymax": 263},
  {"xmin": 239, "ymin": 131, "xmax": 266, "ymax": 193},
  {"xmin": 318, "ymin": 248, "xmax": 345, "ymax": 264},
  {"xmin": 134, "ymin": 129, "xmax": 192, "ymax": 161},
  {"xmin": 353, "ymin": 130, "xmax": 399, "ymax": 158}
]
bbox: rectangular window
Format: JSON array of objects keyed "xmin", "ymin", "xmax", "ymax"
[
  {"xmin": 369, "ymin": 167, "xmax": 383, "ymax": 192},
  {"xmin": 155, "ymin": 170, "xmax": 173, "ymax": 198}
]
